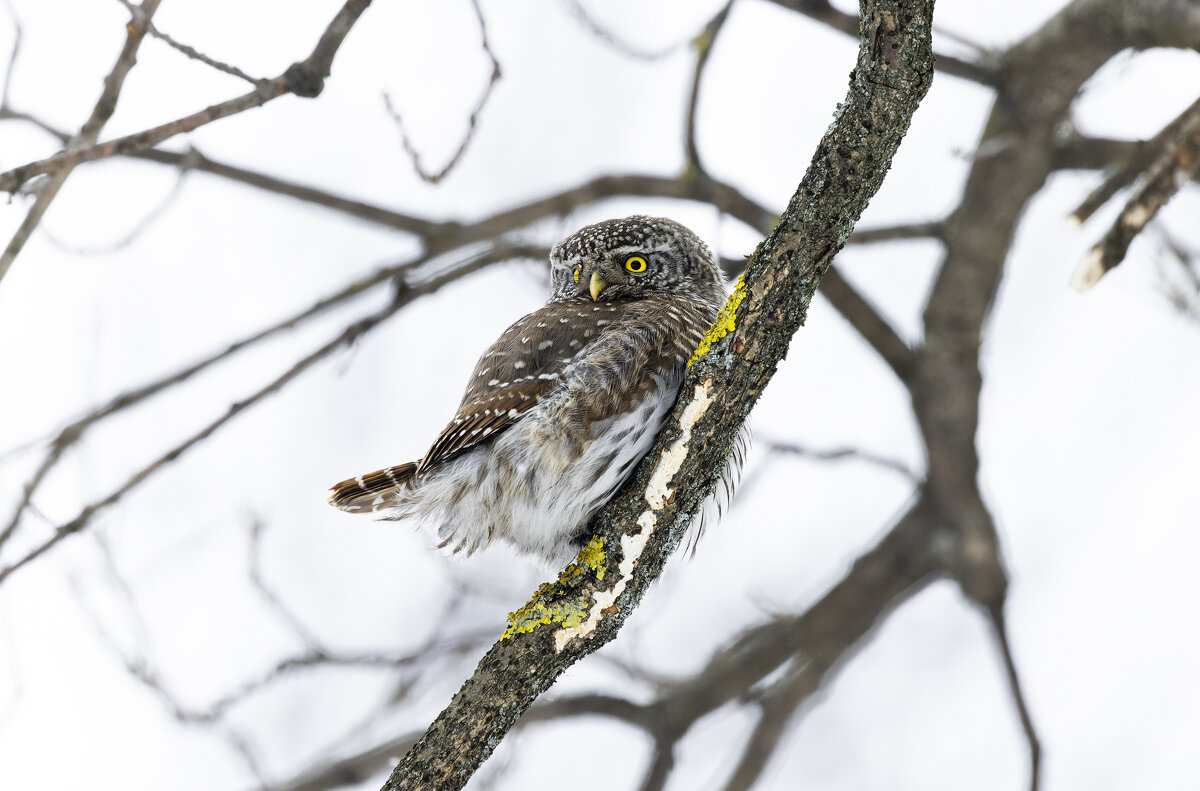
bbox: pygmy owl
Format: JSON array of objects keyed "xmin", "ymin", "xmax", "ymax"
[{"xmin": 329, "ymin": 215, "xmax": 737, "ymax": 564}]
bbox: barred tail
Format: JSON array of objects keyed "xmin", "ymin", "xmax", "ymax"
[{"xmin": 328, "ymin": 462, "xmax": 419, "ymax": 513}]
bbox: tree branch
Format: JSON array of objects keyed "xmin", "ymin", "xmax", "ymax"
[
  {"xmin": 820, "ymin": 266, "xmax": 917, "ymax": 380},
  {"xmin": 0, "ymin": 0, "xmax": 161, "ymax": 285},
  {"xmin": 684, "ymin": 0, "xmax": 736, "ymax": 176},
  {"xmin": 384, "ymin": 0, "xmax": 500, "ymax": 184},
  {"xmin": 987, "ymin": 603, "xmax": 1042, "ymax": 791},
  {"xmin": 383, "ymin": 2, "xmax": 936, "ymax": 787},
  {"xmin": 114, "ymin": 0, "xmax": 261, "ymax": 84},
  {"xmin": 0, "ymin": 0, "xmax": 373, "ymax": 206}
]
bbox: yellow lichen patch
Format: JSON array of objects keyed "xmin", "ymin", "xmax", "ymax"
[
  {"xmin": 501, "ymin": 590, "xmax": 592, "ymax": 640},
  {"xmin": 576, "ymin": 535, "xmax": 606, "ymax": 580},
  {"xmin": 688, "ymin": 275, "xmax": 747, "ymax": 366},
  {"xmin": 553, "ymin": 379, "xmax": 716, "ymax": 653},
  {"xmin": 500, "ymin": 536, "xmax": 608, "ymax": 640}
]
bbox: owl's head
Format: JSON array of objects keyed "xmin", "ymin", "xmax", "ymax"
[{"xmin": 548, "ymin": 216, "xmax": 725, "ymax": 308}]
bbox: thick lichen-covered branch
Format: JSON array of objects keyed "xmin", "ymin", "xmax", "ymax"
[{"xmin": 381, "ymin": 2, "xmax": 935, "ymax": 789}]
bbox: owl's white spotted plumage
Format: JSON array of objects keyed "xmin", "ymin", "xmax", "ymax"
[{"xmin": 329, "ymin": 216, "xmax": 740, "ymax": 565}]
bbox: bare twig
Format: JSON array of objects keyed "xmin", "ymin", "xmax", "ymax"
[
  {"xmin": 1072, "ymin": 99, "xmax": 1200, "ymax": 290},
  {"xmin": 820, "ymin": 267, "xmax": 917, "ymax": 381},
  {"xmin": 845, "ymin": 220, "xmax": 943, "ymax": 245},
  {"xmin": 1, "ymin": 0, "xmax": 21, "ymax": 108},
  {"xmin": 735, "ymin": 440, "xmax": 920, "ymax": 503},
  {"xmin": 987, "ymin": 603, "xmax": 1041, "ymax": 791},
  {"xmin": 385, "ymin": 0, "xmax": 500, "ymax": 184},
  {"xmin": 0, "ymin": 105, "xmax": 68, "ymax": 139},
  {"xmin": 1069, "ymin": 96, "xmax": 1200, "ymax": 225},
  {"xmin": 0, "ymin": 0, "xmax": 161, "ymax": 285},
  {"xmin": 113, "ymin": 0, "xmax": 260, "ymax": 83},
  {"xmin": 684, "ymin": 1, "xmax": 736, "ymax": 175},
  {"xmin": 247, "ymin": 518, "xmax": 325, "ymax": 651},
  {"xmin": 267, "ymin": 731, "xmax": 422, "ymax": 791},
  {"xmin": 131, "ymin": 146, "xmax": 442, "ymax": 236},
  {"xmin": 0, "ymin": 0, "xmax": 373, "ymax": 202},
  {"xmin": 563, "ymin": 0, "xmax": 679, "ymax": 60},
  {"xmin": 1155, "ymin": 230, "xmax": 1200, "ymax": 319},
  {"xmin": 40, "ymin": 167, "xmax": 190, "ymax": 255}
]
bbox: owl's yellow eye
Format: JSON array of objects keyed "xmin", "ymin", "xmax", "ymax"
[
  {"xmin": 573, "ymin": 267, "xmax": 581, "ymax": 283},
  {"xmin": 624, "ymin": 255, "xmax": 648, "ymax": 273}
]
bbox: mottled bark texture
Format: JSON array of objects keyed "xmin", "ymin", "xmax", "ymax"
[{"xmin": 382, "ymin": 1, "xmax": 936, "ymax": 789}]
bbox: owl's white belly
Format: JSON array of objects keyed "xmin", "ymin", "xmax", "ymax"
[{"xmin": 388, "ymin": 372, "xmax": 681, "ymax": 565}]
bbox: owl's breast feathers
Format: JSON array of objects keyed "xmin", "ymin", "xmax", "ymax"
[{"xmin": 419, "ymin": 295, "xmax": 713, "ymax": 473}]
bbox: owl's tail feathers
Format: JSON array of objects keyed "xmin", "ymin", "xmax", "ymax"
[{"xmin": 328, "ymin": 463, "xmax": 418, "ymax": 513}]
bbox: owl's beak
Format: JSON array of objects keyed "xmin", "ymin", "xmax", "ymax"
[{"xmin": 589, "ymin": 271, "xmax": 607, "ymax": 301}]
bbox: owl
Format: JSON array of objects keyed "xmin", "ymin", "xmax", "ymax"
[{"xmin": 329, "ymin": 215, "xmax": 736, "ymax": 564}]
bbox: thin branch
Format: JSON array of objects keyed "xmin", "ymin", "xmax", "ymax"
[
  {"xmin": 684, "ymin": 0, "xmax": 736, "ymax": 176},
  {"xmin": 1, "ymin": 0, "xmax": 21, "ymax": 107},
  {"xmin": 385, "ymin": 0, "xmax": 500, "ymax": 185},
  {"xmin": 1154, "ymin": 229, "xmax": 1200, "ymax": 319},
  {"xmin": 0, "ymin": 0, "xmax": 161, "ymax": 285},
  {"xmin": 844, "ymin": 220, "xmax": 943, "ymax": 245},
  {"xmin": 722, "ymin": 221, "xmax": 926, "ymax": 383},
  {"xmin": 734, "ymin": 440, "xmax": 920, "ymax": 504},
  {"xmin": 39, "ymin": 167, "xmax": 190, "ymax": 255},
  {"xmin": 0, "ymin": 0, "xmax": 373, "ymax": 202},
  {"xmin": 247, "ymin": 518, "xmax": 325, "ymax": 651},
  {"xmin": 113, "ymin": 0, "xmax": 261, "ymax": 84},
  {"xmin": 130, "ymin": 146, "xmax": 442, "ymax": 236},
  {"xmin": 1069, "ymin": 95, "xmax": 1200, "ymax": 225},
  {"xmin": 0, "ymin": 105, "xmax": 68, "ymax": 139},
  {"xmin": 1053, "ymin": 134, "xmax": 1146, "ymax": 171},
  {"xmin": 563, "ymin": 0, "xmax": 679, "ymax": 60},
  {"xmin": 820, "ymin": 267, "xmax": 917, "ymax": 381},
  {"xmin": 267, "ymin": 731, "xmax": 423, "ymax": 791},
  {"xmin": 1072, "ymin": 99, "xmax": 1200, "ymax": 290},
  {"xmin": 987, "ymin": 603, "xmax": 1041, "ymax": 791}
]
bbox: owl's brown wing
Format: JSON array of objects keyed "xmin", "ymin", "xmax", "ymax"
[
  {"xmin": 417, "ymin": 379, "xmax": 555, "ymax": 473},
  {"xmin": 416, "ymin": 299, "xmax": 627, "ymax": 474}
]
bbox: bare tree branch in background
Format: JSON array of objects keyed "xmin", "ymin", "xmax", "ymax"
[
  {"xmin": 0, "ymin": 0, "xmax": 374, "ymax": 278},
  {"xmin": 1072, "ymin": 96, "xmax": 1200, "ymax": 289},
  {"xmin": 114, "ymin": 0, "xmax": 262, "ymax": 84},
  {"xmin": 384, "ymin": 0, "xmax": 500, "ymax": 185},
  {"xmin": 0, "ymin": 0, "xmax": 161, "ymax": 283}
]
